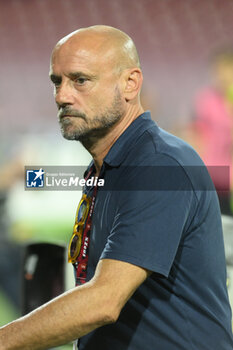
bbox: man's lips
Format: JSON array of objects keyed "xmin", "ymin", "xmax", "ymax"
[
  {"xmin": 58, "ymin": 109, "xmax": 87, "ymax": 121},
  {"xmin": 58, "ymin": 110, "xmax": 78, "ymax": 119},
  {"xmin": 59, "ymin": 115, "xmax": 79, "ymax": 122}
]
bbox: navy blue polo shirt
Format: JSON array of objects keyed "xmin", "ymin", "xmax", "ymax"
[{"xmin": 78, "ymin": 111, "xmax": 233, "ymax": 350}]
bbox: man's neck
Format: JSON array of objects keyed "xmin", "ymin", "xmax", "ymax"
[{"xmin": 83, "ymin": 106, "xmax": 144, "ymax": 177}]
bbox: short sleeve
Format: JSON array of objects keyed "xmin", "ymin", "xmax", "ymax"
[{"xmin": 100, "ymin": 166, "xmax": 197, "ymax": 277}]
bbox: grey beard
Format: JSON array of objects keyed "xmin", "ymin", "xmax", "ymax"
[
  {"xmin": 59, "ymin": 89, "xmax": 125, "ymax": 144},
  {"xmin": 60, "ymin": 110, "xmax": 123, "ymax": 150}
]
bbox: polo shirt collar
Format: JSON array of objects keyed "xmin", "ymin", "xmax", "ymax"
[{"xmin": 103, "ymin": 111, "xmax": 154, "ymax": 167}]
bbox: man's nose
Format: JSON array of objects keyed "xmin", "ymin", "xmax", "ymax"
[{"xmin": 55, "ymin": 81, "xmax": 76, "ymax": 106}]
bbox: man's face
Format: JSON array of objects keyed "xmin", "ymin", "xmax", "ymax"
[{"xmin": 50, "ymin": 37, "xmax": 126, "ymax": 142}]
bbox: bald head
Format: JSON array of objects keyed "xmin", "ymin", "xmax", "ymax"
[
  {"xmin": 50, "ymin": 25, "xmax": 144, "ymax": 146},
  {"xmin": 54, "ymin": 25, "xmax": 141, "ymax": 74}
]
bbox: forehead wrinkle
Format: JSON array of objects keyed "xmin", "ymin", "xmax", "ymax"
[{"xmin": 51, "ymin": 45, "xmax": 102, "ymax": 77}]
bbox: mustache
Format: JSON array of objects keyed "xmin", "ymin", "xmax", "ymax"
[{"xmin": 58, "ymin": 107, "xmax": 86, "ymax": 121}]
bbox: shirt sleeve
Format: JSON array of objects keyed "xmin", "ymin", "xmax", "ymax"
[{"xmin": 100, "ymin": 164, "xmax": 197, "ymax": 278}]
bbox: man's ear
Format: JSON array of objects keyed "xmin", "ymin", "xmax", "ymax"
[{"xmin": 123, "ymin": 68, "xmax": 143, "ymax": 101}]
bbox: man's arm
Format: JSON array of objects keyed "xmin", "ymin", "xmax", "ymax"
[{"xmin": 0, "ymin": 259, "xmax": 149, "ymax": 350}]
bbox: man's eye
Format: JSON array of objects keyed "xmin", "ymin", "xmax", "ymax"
[
  {"xmin": 76, "ymin": 77, "xmax": 87, "ymax": 85},
  {"xmin": 51, "ymin": 80, "xmax": 61, "ymax": 89}
]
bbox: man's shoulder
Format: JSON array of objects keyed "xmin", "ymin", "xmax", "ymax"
[
  {"xmin": 121, "ymin": 125, "xmax": 214, "ymax": 193},
  {"xmin": 128, "ymin": 124, "xmax": 204, "ymax": 168}
]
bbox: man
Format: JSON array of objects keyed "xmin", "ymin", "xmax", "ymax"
[{"xmin": 0, "ymin": 25, "xmax": 233, "ymax": 349}]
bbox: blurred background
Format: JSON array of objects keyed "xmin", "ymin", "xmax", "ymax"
[{"xmin": 1, "ymin": 0, "xmax": 233, "ymax": 348}]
